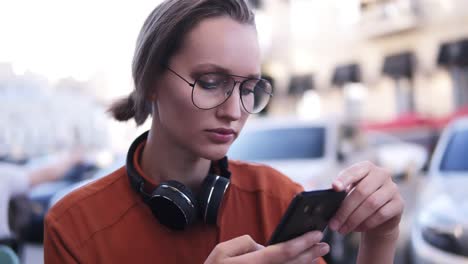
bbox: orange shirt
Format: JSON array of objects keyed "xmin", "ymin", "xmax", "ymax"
[{"xmin": 44, "ymin": 144, "xmax": 326, "ymax": 263}]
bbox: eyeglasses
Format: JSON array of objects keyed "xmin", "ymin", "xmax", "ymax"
[{"xmin": 166, "ymin": 67, "xmax": 273, "ymax": 114}]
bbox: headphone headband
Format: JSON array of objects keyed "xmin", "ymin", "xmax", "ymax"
[
  {"xmin": 125, "ymin": 130, "xmax": 231, "ymax": 229},
  {"xmin": 126, "ymin": 131, "xmax": 150, "ymax": 198},
  {"xmin": 125, "ymin": 130, "xmax": 231, "ymax": 200}
]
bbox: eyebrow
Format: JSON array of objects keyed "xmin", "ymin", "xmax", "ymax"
[{"xmin": 192, "ymin": 63, "xmax": 261, "ymax": 79}]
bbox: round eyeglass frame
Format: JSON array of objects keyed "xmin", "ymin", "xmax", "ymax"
[{"xmin": 166, "ymin": 67, "xmax": 273, "ymax": 114}]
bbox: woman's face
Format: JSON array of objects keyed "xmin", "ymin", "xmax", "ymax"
[{"xmin": 152, "ymin": 16, "xmax": 261, "ymax": 160}]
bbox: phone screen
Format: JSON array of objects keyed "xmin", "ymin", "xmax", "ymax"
[{"xmin": 268, "ymin": 188, "xmax": 346, "ymax": 245}]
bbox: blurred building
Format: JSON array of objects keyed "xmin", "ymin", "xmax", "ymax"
[{"xmin": 256, "ymin": 0, "xmax": 468, "ymax": 123}]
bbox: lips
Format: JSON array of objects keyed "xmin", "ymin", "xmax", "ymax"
[
  {"xmin": 206, "ymin": 128, "xmax": 236, "ymax": 135},
  {"xmin": 205, "ymin": 128, "xmax": 237, "ymax": 144}
]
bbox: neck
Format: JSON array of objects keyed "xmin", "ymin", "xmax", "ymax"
[{"xmin": 140, "ymin": 128, "xmax": 211, "ymax": 194}]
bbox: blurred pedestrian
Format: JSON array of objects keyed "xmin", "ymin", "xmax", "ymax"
[{"xmin": 0, "ymin": 151, "xmax": 82, "ymax": 242}]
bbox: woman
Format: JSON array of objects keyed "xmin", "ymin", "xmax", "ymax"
[{"xmin": 44, "ymin": 1, "xmax": 404, "ymax": 263}]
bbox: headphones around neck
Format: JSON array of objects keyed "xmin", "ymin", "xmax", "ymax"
[{"xmin": 126, "ymin": 131, "xmax": 231, "ymax": 230}]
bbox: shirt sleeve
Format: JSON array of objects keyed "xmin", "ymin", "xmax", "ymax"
[{"xmin": 0, "ymin": 163, "xmax": 30, "ymax": 196}]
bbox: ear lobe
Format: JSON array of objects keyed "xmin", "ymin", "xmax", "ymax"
[
  {"xmin": 149, "ymin": 79, "xmax": 160, "ymax": 102},
  {"xmin": 148, "ymin": 90, "xmax": 158, "ymax": 114},
  {"xmin": 148, "ymin": 86, "xmax": 158, "ymax": 102}
]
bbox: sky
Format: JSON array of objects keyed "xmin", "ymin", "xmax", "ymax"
[{"xmin": 0, "ymin": 0, "xmax": 162, "ymax": 97}]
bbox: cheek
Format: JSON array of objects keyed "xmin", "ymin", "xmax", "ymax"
[
  {"xmin": 156, "ymin": 83, "xmax": 197, "ymax": 124},
  {"xmin": 237, "ymin": 112, "xmax": 250, "ymax": 131},
  {"xmin": 161, "ymin": 79, "xmax": 192, "ymax": 108}
]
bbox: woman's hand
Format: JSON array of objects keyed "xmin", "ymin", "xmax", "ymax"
[
  {"xmin": 204, "ymin": 231, "xmax": 328, "ymax": 264},
  {"xmin": 329, "ymin": 161, "xmax": 404, "ymax": 239}
]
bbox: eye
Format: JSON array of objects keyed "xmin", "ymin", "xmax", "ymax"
[
  {"xmin": 197, "ymin": 73, "xmax": 230, "ymax": 90},
  {"xmin": 240, "ymin": 87, "xmax": 254, "ymax": 96},
  {"xmin": 241, "ymin": 79, "xmax": 267, "ymax": 96},
  {"xmin": 197, "ymin": 80, "xmax": 218, "ymax": 90}
]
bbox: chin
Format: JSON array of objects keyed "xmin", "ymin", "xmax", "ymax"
[{"xmin": 198, "ymin": 144, "xmax": 230, "ymax": 161}]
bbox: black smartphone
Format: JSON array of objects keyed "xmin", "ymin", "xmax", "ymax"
[{"xmin": 268, "ymin": 188, "xmax": 347, "ymax": 245}]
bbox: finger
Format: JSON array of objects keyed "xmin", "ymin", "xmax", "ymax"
[
  {"xmin": 332, "ymin": 161, "xmax": 374, "ymax": 192},
  {"xmin": 329, "ymin": 167, "xmax": 387, "ymax": 232},
  {"xmin": 231, "ymin": 231, "xmax": 323, "ymax": 264},
  {"xmin": 219, "ymin": 235, "xmax": 263, "ymax": 257},
  {"xmin": 287, "ymin": 243, "xmax": 330, "ymax": 264},
  {"xmin": 337, "ymin": 181, "xmax": 397, "ymax": 234},
  {"xmin": 355, "ymin": 196, "xmax": 404, "ymax": 232}
]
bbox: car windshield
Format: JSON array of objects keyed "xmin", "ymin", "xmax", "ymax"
[
  {"xmin": 228, "ymin": 126, "xmax": 325, "ymax": 161},
  {"xmin": 440, "ymin": 129, "xmax": 468, "ymax": 172}
]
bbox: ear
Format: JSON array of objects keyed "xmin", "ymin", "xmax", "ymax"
[
  {"xmin": 149, "ymin": 91, "xmax": 157, "ymax": 102},
  {"xmin": 147, "ymin": 85, "xmax": 159, "ymax": 117},
  {"xmin": 148, "ymin": 81, "xmax": 158, "ymax": 102}
]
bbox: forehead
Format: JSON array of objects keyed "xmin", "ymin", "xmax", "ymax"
[{"xmin": 172, "ymin": 16, "xmax": 261, "ymax": 75}]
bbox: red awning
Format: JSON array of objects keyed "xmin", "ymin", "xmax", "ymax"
[{"xmin": 361, "ymin": 108, "xmax": 468, "ymax": 132}]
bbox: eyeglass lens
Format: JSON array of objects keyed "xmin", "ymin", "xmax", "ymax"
[{"xmin": 192, "ymin": 73, "xmax": 272, "ymax": 114}]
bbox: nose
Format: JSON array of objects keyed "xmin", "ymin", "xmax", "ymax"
[{"xmin": 215, "ymin": 82, "xmax": 243, "ymax": 121}]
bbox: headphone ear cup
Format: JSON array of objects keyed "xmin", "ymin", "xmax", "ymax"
[
  {"xmin": 198, "ymin": 174, "xmax": 230, "ymax": 225},
  {"xmin": 148, "ymin": 180, "xmax": 197, "ymax": 230},
  {"xmin": 166, "ymin": 180, "xmax": 197, "ymax": 201}
]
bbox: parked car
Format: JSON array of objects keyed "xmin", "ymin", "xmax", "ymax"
[
  {"xmin": 410, "ymin": 117, "xmax": 468, "ymax": 263},
  {"xmin": 228, "ymin": 117, "xmax": 344, "ymax": 190},
  {"xmin": 229, "ymin": 117, "xmax": 427, "ymax": 187},
  {"xmin": 364, "ymin": 131, "xmax": 428, "ymax": 181}
]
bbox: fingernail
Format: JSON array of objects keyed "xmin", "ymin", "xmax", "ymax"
[
  {"xmin": 312, "ymin": 231, "xmax": 323, "ymax": 241},
  {"xmin": 338, "ymin": 225, "xmax": 348, "ymax": 235},
  {"xmin": 333, "ymin": 180, "xmax": 344, "ymax": 190},
  {"xmin": 319, "ymin": 244, "xmax": 330, "ymax": 256},
  {"xmin": 329, "ymin": 219, "xmax": 339, "ymax": 231}
]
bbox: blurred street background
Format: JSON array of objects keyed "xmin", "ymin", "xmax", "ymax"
[{"xmin": 2, "ymin": 0, "xmax": 468, "ymax": 263}]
